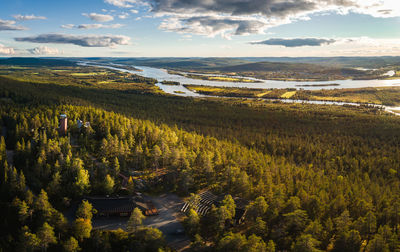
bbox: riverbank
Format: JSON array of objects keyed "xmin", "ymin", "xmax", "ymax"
[
  {"xmin": 80, "ymin": 62, "xmax": 400, "ymax": 90},
  {"xmin": 184, "ymin": 85, "xmax": 400, "ymax": 106},
  {"xmin": 167, "ymin": 70, "xmax": 261, "ymax": 83},
  {"xmin": 76, "ymin": 62, "xmax": 400, "ymax": 114}
]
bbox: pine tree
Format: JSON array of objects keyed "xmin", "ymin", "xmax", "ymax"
[
  {"xmin": 63, "ymin": 237, "xmax": 80, "ymax": 252},
  {"xmin": 112, "ymin": 157, "xmax": 120, "ymax": 175},
  {"xmin": 74, "ymin": 168, "xmax": 90, "ymax": 196},
  {"xmin": 127, "ymin": 176, "xmax": 134, "ymax": 194},
  {"xmin": 12, "ymin": 197, "xmax": 29, "ymax": 223},
  {"xmin": 47, "ymin": 171, "xmax": 61, "ymax": 197},
  {"xmin": 20, "ymin": 226, "xmax": 40, "ymax": 252},
  {"xmin": 35, "ymin": 189, "xmax": 52, "ymax": 220},
  {"xmin": 248, "ymin": 196, "xmax": 268, "ymax": 221},
  {"xmin": 184, "ymin": 209, "xmax": 200, "ymax": 236},
  {"xmin": 221, "ymin": 194, "xmax": 236, "ymax": 220},
  {"xmin": 127, "ymin": 207, "xmax": 145, "ymax": 233},
  {"xmin": 37, "ymin": 222, "xmax": 57, "ymax": 252},
  {"xmin": 74, "ymin": 218, "xmax": 92, "ymax": 242},
  {"xmin": 76, "ymin": 200, "xmax": 94, "ymax": 220},
  {"xmin": 103, "ymin": 174, "xmax": 115, "ymax": 195},
  {"xmin": 246, "ymin": 234, "xmax": 267, "ymax": 252}
]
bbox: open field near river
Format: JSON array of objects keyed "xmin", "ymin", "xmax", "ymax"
[{"xmin": 184, "ymin": 84, "xmax": 400, "ymax": 106}]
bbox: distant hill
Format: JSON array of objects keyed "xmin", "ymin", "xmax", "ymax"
[
  {"xmin": 87, "ymin": 56, "xmax": 400, "ymax": 69},
  {"xmin": 215, "ymin": 61, "xmax": 323, "ymax": 72},
  {"xmin": 82, "ymin": 57, "xmax": 369, "ymax": 78},
  {"xmin": 213, "ymin": 61, "xmax": 365, "ymax": 76},
  {"xmin": 86, "ymin": 57, "xmax": 251, "ymax": 69},
  {"xmin": 234, "ymin": 56, "xmax": 400, "ymax": 68},
  {"xmin": 0, "ymin": 57, "xmax": 76, "ymax": 66}
]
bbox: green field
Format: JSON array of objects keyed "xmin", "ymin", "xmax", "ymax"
[{"xmin": 70, "ymin": 72, "xmax": 108, "ymax": 76}]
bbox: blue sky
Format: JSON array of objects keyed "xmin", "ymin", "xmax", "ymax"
[{"xmin": 0, "ymin": 0, "xmax": 399, "ymax": 57}]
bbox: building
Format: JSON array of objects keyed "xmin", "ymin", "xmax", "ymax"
[
  {"xmin": 181, "ymin": 191, "xmax": 248, "ymax": 225},
  {"xmin": 59, "ymin": 114, "xmax": 67, "ymax": 135},
  {"xmin": 84, "ymin": 196, "xmax": 158, "ymax": 217},
  {"xmin": 86, "ymin": 197, "xmax": 135, "ymax": 217}
]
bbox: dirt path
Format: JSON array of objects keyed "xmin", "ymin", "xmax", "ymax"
[{"xmin": 143, "ymin": 194, "xmax": 190, "ymax": 249}]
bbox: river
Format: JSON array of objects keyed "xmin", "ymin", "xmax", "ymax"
[{"xmin": 78, "ymin": 62, "xmax": 400, "ymax": 115}]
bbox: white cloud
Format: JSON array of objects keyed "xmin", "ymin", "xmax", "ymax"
[
  {"xmin": 0, "ymin": 19, "xmax": 27, "ymax": 31},
  {"xmin": 118, "ymin": 13, "xmax": 130, "ymax": 19},
  {"xmin": 159, "ymin": 16, "xmax": 269, "ymax": 39},
  {"xmin": 28, "ymin": 46, "xmax": 60, "ymax": 55},
  {"xmin": 150, "ymin": 0, "xmax": 400, "ymax": 38},
  {"xmin": 15, "ymin": 33, "xmax": 130, "ymax": 48},
  {"xmin": 61, "ymin": 24, "xmax": 74, "ymax": 29},
  {"xmin": 62, "ymin": 23, "xmax": 124, "ymax": 29},
  {"xmin": 13, "ymin": 14, "xmax": 46, "ymax": 21},
  {"xmin": 325, "ymin": 38, "xmax": 400, "ymax": 56},
  {"xmin": 82, "ymin": 13, "xmax": 114, "ymax": 22},
  {"xmin": 246, "ymin": 37, "xmax": 400, "ymax": 57},
  {"xmin": 0, "ymin": 44, "xmax": 15, "ymax": 55},
  {"xmin": 79, "ymin": 23, "xmax": 124, "ymax": 29},
  {"xmin": 104, "ymin": 0, "xmax": 137, "ymax": 8},
  {"xmin": 130, "ymin": 9, "xmax": 139, "ymax": 14}
]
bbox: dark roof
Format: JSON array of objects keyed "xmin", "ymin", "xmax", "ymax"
[{"xmin": 85, "ymin": 197, "xmax": 135, "ymax": 214}]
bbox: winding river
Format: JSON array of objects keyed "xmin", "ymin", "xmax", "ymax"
[
  {"xmin": 134, "ymin": 66, "xmax": 400, "ymax": 92},
  {"xmin": 78, "ymin": 62, "xmax": 400, "ymax": 115}
]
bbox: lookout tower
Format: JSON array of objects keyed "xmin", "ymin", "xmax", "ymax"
[{"xmin": 59, "ymin": 114, "xmax": 67, "ymax": 135}]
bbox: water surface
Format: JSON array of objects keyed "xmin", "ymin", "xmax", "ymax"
[{"xmin": 78, "ymin": 62, "xmax": 400, "ymax": 115}]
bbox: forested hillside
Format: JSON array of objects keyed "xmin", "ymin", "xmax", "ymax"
[{"xmin": 0, "ymin": 66, "xmax": 399, "ymax": 251}]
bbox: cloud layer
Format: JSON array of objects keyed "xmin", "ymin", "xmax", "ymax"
[
  {"xmin": 13, "ymin": 14, "xmax": 46, "ymax": 21},
  {"xmin": 28, "ymin": 46, "xmax": 59, "ymax": 55},
  {"xmin": 0, "ymin": 19, "xmax": 27, "ymax": 31},
  {"xmin": 0, "ymin": 44, "xmax": 15, "ymax": 55},
  {"xmin": 252, "ymin": 38, "xmax": 336, "ymax": 47},
  {"xmin": 104, "ymin": 0, "xmax": 138, "ymax": 8},
  {"xmin": 160, "ymin": 16, "xmax": 267, "ymax": 38},
  {"xmin": 61, "ymin": 23, "xmax": 124, "ymax": 29},
  {"xmin": 15, "ymin": 34, "xmax": 130, "ymax": 47},
  {"xmin": 83, "ymin": 13, "xmax": 114, "ymax": 22},
  {"xmin": 147, "ymin": 0, "xmax": 400, "ymax": 38}
]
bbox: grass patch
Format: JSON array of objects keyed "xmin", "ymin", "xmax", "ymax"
[
  {"xmin": 52, "ymin": 69, "xmax": 69, "ymax": 72},
  {"xmin": 281, "ymin": 91, "xmax": 297, "ymax": 98},
  {"xmin": 97, "ymin": 80, "xmax": 115, "ymax": 84},
  {"xmin": 257, "ymin": 91, "xmax": 272, "ymax": 97},
  {"xmin": 207, "ymin": 76, "xmax": 255, "ymax": 82},
  {"xmin": 70, "ymin": 72, "xmax": 108, "ymax": 76}
]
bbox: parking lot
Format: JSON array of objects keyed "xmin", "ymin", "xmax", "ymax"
[{"xmin": 92, "ymin": 193, "xmax": 190, "ymax": 250}]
